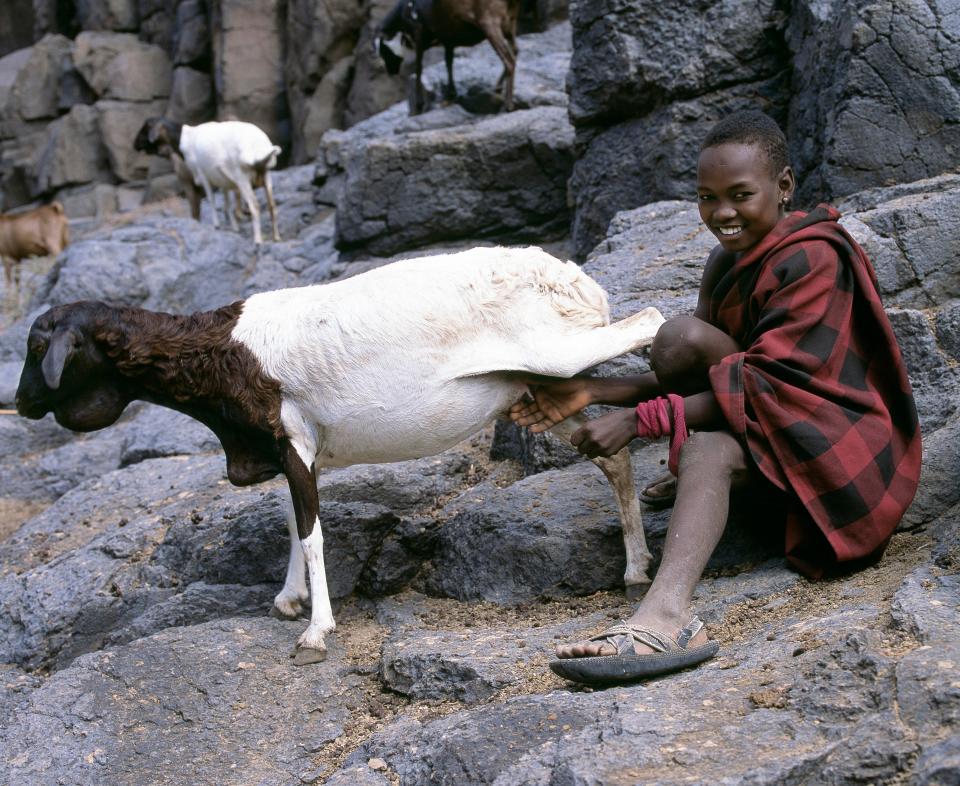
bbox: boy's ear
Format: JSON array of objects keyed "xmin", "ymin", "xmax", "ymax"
[{"xmin": 778, "ymin": 166, "xmax": 796, "ymax": 201}]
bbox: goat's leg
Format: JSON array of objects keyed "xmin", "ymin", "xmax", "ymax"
[
  {"xmin": 187, "ymin": 183, "xmax": 202, "ymax": 221},
  {"xmin": 443, "ymin": 44, "xmax": 457, "ymax": 101},
  {"xmin": 264, "ymin": 172, "xmax": 281, "ymax": 242},
  {"xmin": 197, "ymin": 172, "xmax": 220, "ymax": 228},
  {"xmin": 413, "ymin": 48, "xmax": 426, "ymax": 115},
  {"xmin": 479, "ymin": 19, "xmax": 516, "ymax": 110},
  {"xmin": 549, "ymin": 415, "xmax": 653, "ymax": 597},
  {"xmin": 280, "ymin": 438, "xmax": 334, "ymax": 665},
  {"xmin": 507, "ymin": 308, "xmax": 665, "ymax": 379},
  {"xmin": 272, "ymin": 498, "xmax": 309, "ymax": 619},
  {"xmin": 235, "ymin": 178, "xmax": 264, "ymax": 245},
  {"xmin": 224, "ymin": 190, "xmax": 240, "ymax": 233}
]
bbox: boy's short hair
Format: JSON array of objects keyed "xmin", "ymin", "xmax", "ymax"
[{"xmin": 701, "ymin": 111, "xmax": 789, "ymax": 176}]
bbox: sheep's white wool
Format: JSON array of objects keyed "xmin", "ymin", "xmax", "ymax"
[{"xmin": 232, "ymin": 246, "xmax": 662, "ymax": 467}]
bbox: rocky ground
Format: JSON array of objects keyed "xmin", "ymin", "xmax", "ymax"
[{"xmin": 0, "ymin": 24, "xmax": 959, "ymax": 786}]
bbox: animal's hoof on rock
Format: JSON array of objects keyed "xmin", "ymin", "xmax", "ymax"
[
  {"xmin": 292, "ymin": 646, "xmax": 327, "ymax": 666},
  {"xmin": 625, "ymin": 582, "xmax": 651, "ymax": 602},
  {"xmin": 269, "ymin": 604, "xmax": 299, "ymax": 620}
]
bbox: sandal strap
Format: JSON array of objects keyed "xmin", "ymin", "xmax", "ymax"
[{"xmin": 587, "ymin": 616, "xmax": 705, "ymax": 656}]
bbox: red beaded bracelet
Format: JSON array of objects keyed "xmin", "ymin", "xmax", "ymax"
[{"xmin": 634, "ymin": 394, "xmax": 689, "ymax": 476}]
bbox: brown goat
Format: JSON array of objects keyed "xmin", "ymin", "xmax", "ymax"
[
  {"xmin": 0, "ymin": 202, "xmax": 69, "ymax": 292},
  {"xmin": 376, "ymin": 0, "xmax": 521, "ymax": 115}
]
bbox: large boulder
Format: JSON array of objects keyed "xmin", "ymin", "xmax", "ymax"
[
  {"xmin": 284, "ymin": 0, "xmax": 365, "ymax": 163},
  {"xmin": 7, "ymin": 35, "xmax": 74, "ymax": 121},
  {"xmin": 334, "ymin": 106, "xmax": 575, "ymax": 255},
  {"xmin": 73, "ymin": 31, "xmax": 171, "ymax": 101},
  {"xmin": 567, "ymin": 0, "xmax": 787, "ymax": 126},
  {"xmin": 787, "ymin": 0, "xmax": 960, "ymax": 205},
  {"xmin": 28, "ymin": 103, "xmax": 111, "ymax": 196}
]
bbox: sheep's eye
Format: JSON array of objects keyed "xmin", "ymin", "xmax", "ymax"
[{"xmin": 29, "ymin": 337, "xmax": 47, "ymax": 356}]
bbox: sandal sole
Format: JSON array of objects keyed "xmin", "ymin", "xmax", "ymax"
[{"xmin": 549, "ymin": 641, "xmax": 719, "ymax": 686}]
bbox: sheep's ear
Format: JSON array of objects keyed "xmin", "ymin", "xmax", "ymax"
[
  {"xmin": 41, "ymin": 328, "xmax": 78, "ymax": 390},
  {"xmin": 147, "ymin": 122, "xmax": 163, "ymax": 144}
]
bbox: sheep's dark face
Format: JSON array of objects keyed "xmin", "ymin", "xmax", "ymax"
[{"xmin": 15, "ymin": 304, "xmax": 129, "ymax": 432}]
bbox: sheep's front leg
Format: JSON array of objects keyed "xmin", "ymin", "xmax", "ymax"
[
  {"xmin": 549, "ymin": 414, "xmax": 653, "ymax": 597},
  {"xmin": 443, "ymin": 44, "xmax": 457, "ymax": 101},
  {"xmin": 280, "ymin": 438, "xmax": 334, "ymax": 665},
  {"xmin": 271, "ymin": 498, "xmax": 309, "ymax": 619}
]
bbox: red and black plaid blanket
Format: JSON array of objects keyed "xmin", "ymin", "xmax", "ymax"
[{"xmin": 707, "ymin": 205, "xmax": 921, "ymax": 577}]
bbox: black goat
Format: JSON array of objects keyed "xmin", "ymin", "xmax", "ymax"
[{"xmin": 375, "ymin": 0, "xmax": 520, "ymax": 115}]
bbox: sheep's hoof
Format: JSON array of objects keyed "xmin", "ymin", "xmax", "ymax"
[
  {"xmin": 292, "ymin": 646, "xmax": 327, "ymax": 666},
  {"xmin": 269, "ymin": 604, "xmax": 299, "ymax": 620},
  {"xmin": 625, "ymin": 581, "xmax": 651, "ymax": 602}
]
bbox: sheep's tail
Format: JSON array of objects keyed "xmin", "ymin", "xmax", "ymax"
[{"xmin": 255, "ymin": 146, "xmax": 281, "ymax": 173}]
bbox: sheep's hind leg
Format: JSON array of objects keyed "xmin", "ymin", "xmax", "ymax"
[
  {"xmin": 549, "ymin": 415, "xmax": 652, "ymax": 597},
  {"xmin": 236, "ymin": 178, "xmax": 263, "ymax": 245},
  {"xmin": 521, "ymin": 307, "xmax": 665, "ymax": 378},
  {"xmin": 280, "ymin": 438, "xmax": 335, "ymax": 665},
  {"xmin": 271, "ymin": 499, "xmax": 309, "ymax": 619}
]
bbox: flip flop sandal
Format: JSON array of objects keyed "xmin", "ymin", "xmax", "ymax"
[
  {"xmin": 638, "ymin": 477, "xmax": 677, "ymax": 509},
  {"xmin": 550, "ymin": 616, "xmax": 718, "ymax": 686}
]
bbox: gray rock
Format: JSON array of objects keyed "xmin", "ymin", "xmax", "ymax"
[
  {"xmin": 0, "ymin": 617, "xmax": 368, "ymax": 785},
  {"xmin": 210, "ymin": 0, "xmax": 288, "ymax": 149},
  {"xmin": 786, "ymin": 0, "xmax": 960, "ymax": 206},
  {"xmin": 165, "ymin": 66, "xmax": 214, "ymax": 126},
  {"xmin": 567, "ymin": 0, "xmax": 787, "ymax": 126},
  {"xmin": 913, "ymin": 736, "xmax": 960, "ymax": 786},
  {"xmin": 379, "ymin": 611, "xmax": 610, "ymax": 704},
  {"xmin": 8, "ymin": 35, "xmax": 73, "ymax": 121},
  {"xmin": 73, "ymin": 32, "xmax": 171, "ymax": 101},
  {"xmin": 425, "ymin": 464, "xmax": 631, "ymax": 603},
  {"xmin": 335, "ymin": 106, "xmax": 574, "ymax": 256},
  {"xmin": 172, "ymin": 0, "xmax": 210, "ymax": 67},
  {"xmin": 284, "ymin": 0, "xmax": 365, "ymax": 163},
  {"xmin": 28, "ymin": 104, "xmax": 111, "ymax": 197},
  {"xmin": 75, "ymin": 0, "xmax": 138, "ymax": 31},
  {"xmin": 890, "ymin": 565, "xmax": 959, "ymax": 644},
  {"xmin": 118, "ymin": 403, "xmax": 220, "ymax": 466}
]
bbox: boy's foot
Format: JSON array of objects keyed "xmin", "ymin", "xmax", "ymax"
[
  {"xmin": 638, "ymin": 473, "xmax": 677, "ymax": 508},
  {"xmin": 549, "ymin": 615, "xmax": 718, "ymax": 685}
]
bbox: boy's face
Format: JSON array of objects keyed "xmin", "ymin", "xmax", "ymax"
[{"xmin": 696, "ymin": 142, "xmax": 795, "ymax": 255}]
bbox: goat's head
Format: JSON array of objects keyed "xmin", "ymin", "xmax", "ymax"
[
  {"xmin": 16, "ymin": 302, "xmax": 130, "ymax": 431},
  {"xmin": 374, "ymin": 0, "xmax": 413, "ymax": 74},
  {"xmin": 134, "ymin": 117, "xmax": 183, "ymax": 156}
]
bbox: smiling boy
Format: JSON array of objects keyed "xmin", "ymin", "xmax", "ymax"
[{"xmin": 510, "ymin": 111, "xmax": 922, "ymax": 685}]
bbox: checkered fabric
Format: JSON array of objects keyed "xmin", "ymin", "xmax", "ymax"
[{"xmin": 707, "ymin": 205, "xmax": 921, "ymax": 577}]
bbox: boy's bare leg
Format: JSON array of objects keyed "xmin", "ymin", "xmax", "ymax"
[{"xmin": 557, "ymin": 430, "xmax": 751, "ymax": 658}]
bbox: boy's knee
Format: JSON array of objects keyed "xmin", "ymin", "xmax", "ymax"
[
  {"xmin": 678, "ymin": 430, "xmax": 748, "ymax": 477},
  {"xmin": 651, "ymin": 316, "xmax": 710, "ymax": 377}
]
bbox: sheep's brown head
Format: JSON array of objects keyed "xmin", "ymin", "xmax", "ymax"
[
  {"xmin": 133, "ymin": 117, "xmax": 182, "ymax": 157},
  {"xmin": 16, "ymin": 302, "xmax": 130, "ymax": 431}
]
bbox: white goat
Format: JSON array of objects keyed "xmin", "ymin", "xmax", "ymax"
[
  {"xmin": 134, "ymin": 118, "xmax": 281, "ymax": 244},
  {"xmin": 16, "ymin": 246, "xmax": 664, "ymax": 664}
]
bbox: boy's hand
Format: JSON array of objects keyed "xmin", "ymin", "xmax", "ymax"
[
  {"xmin": 509, "ymin": 378, "xmax": 594, "ymax": 433},
  {"xmin": 570, "ymin": 408, "xmax": 636, "ymax": 458}
]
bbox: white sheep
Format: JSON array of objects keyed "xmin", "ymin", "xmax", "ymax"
[
  {"xmin": 134, "ymin": 118, "xmax": 281, "ymax": 244},
  {"xmin": 16, "ymin": 246, "xmax": 664, "ymax": 664}
]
